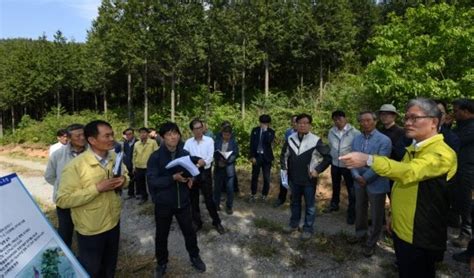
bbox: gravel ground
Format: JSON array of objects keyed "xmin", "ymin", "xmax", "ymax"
[{"xmin": 0, "ymin": 154, "xmax": 470, "ymax": 277}]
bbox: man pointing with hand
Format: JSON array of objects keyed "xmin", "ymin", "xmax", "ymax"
[{"xmin": 340, "ymin": 98, "xmax": 457, "ymax": 278}]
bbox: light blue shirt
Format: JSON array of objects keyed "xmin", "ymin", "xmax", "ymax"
[{"xmin": 351, "ymin": 129, "xmax": 392, "ymax": 194}]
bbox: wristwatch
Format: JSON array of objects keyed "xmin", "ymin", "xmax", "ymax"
[{"xmin": 367, "ymin": 155, "xmax": 374, "ymax": 166}]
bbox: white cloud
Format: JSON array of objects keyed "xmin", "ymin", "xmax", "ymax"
[{"xmin": 67, "ymin": 0, "xmax": 101, "ymax": 21}]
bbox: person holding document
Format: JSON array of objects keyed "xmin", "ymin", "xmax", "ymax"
[
  {"xmin": 184, "ymin": 119, "xmax": 225, "ymax": 234},
  {"xmin": 147, "ymin": 122, "xmax": 207, "ymax": 277},
  {"xmin": 57, "ymin": 120, "xmax": 129, "ymax": 278},
  {"xmin": 213, "ymin": 125, "xmax": 239, "ymax": 215}
]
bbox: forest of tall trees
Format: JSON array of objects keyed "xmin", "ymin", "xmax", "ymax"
[{"xmin": 0, "ymin": 0, "xmax": 472, "ymax": 142}]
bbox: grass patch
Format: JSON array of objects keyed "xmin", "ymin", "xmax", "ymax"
[
  {"xmin": 360, "ymin": 267, "xmax": 370, "ymax": 275},
  {"xmin": 289, "ymin": 254, "xmax": 307, "ymax": 270},
  {"xmin": 248, "ymin": 240, "xmax": 279, "ymax": 257},
  {"xmin": 435, "ymin": 262, "xmax": 452, "ymax": 274},
  {"xmin": 116, "ymin": 241, "xmax": 155, "ymax": 277},
  {"xmin": 138, "ymin": 203, "xmax": 155, "ymax": 216},
  {"xmin": 296, "ymin": 231, "xmax": 359, "ymax": 263},
  {"xmin": 8, "ymin": 151, "xmax": 48, "ymax": 162},
  {"xmin": 0, "ymin": 161, "xmax": 44, "ymax": 176},
  {"xmin": 253, "ymin": 217, "xmax": 284, "ymax": 233},
  {"xmin": 243, "ymin": 234, "xmax": 280, "ymax": 258}
]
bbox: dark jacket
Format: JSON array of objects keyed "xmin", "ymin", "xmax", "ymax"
[
  {"xmin": 280, "ymin": 132, "xmax": 331, "ymax": 186},
  {"xmin": 249, "ymin": 126, "xmax": 275, "ymax": 163},
  {"xmin": 214, "ymin": 136, "xmax": 239, "ymax": 177},
  {"xmin": 146, "ymin": 143, "xmax": 200, "ymax": 208},
  {"xmin": 439, "ymin": 125, "xmax": 460, "ymax": 153},
  {"xmin": 454, "ymin": 118, "xmax": 474, "ymax": 173},
  {"xmin": 123, "ymin": 138, "xmax": 136, "ymax": 171},
  {"xmin": 379, "ymin": 124, "xmax": 405, "ymax": 161}
]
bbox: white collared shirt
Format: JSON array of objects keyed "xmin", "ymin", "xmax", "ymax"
[{"xmin": 184, "ymin": 135, "xmax": 214, "ymax": 169}]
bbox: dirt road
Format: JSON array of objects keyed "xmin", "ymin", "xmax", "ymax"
[{"xmin": 0, "ymin": 153, "xmax": 469, "ymax": 277}]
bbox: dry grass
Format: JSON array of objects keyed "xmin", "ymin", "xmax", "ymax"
[
  {"xmin": 254, "ymin": 217, "xmax": 284, "ymax": 233},
  {"xmin": 116, "ymin": 241, "xmax": 155, "ymax": 277},
  {"xmin": 0, "ymin": 161, "xmax": 44, "ymax": 176},
  {"xmin": 137, "ymin": 202, "xmax": 155, "ymax": 216},
  {"xmin": 246, "ymin": 235, "xmax": 280, "ymax": 258}
]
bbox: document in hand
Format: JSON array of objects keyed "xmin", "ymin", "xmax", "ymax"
[
  {"xmin": 165, "ymin": 155, "xmax": 200, "ymax": 177},
  {"xmin": 281, "ymin": 170, "xmax": 289, "ymax": 189},
  {"xmin": 217, "ymin": 150, "xmax": 233, "ymax": 160},
  {"xmin": 113, "ymin": 151, "xmax": 123, "ymax": 177}
]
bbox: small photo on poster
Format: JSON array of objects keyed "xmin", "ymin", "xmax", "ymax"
[{"xmin": 16, "ymin": 239, "xmax": 80, "ymax": 278}]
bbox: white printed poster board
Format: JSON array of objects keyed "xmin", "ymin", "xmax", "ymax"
[{"xmin": 0, "ymin": 173, "xmax": 89, "ymax": 277}]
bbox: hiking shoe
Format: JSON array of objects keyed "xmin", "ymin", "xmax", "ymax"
[
  {"xmin": 273, "ymin": 200, "xmax": 284, "ymax": 208},
  {"xmin": 363, "ymin": 246, "xmax": 375, "ymax": 257},
  {"xmin": 346, "ymin": 215, "xmax": 355, "ymax": 225},
  {"xmin": 225, "ymin": 207, "xmax": 233, "ymax": 215},
  {"xmin": 190, "ymin": 256, "xmax": 206, "ymax": 272},
  {"xmin": 261, "ymin": 195, "xmax": 267, "ymax": 201},
  {"xmin": 154, "ymin": 264, "xmax": 167, "ymax": 278},
  {"xmin": 452, "ymin": 233, "xmax": 470, "ymax": 248},
  {"xmin": 138, "ymin": 199, "xmax": 147, "ymax": 205},
  {"xmin": 283, "ymin": 226, "xmax": 299, "ymax": 234},
  {"xmin": 347, "ymin": 235, "xmax": 366, "ymax": 245},
  {"xmin": 322, "ymin": 206, "xmax": 339, "ymax": 213},
  {"xmin": 249, "ymin": 195, "xmax": 256, "ymax": 203},
  {"xmin": 453, "ymin": 250, "xmax": 470, "ymax": 264},
  {"xmin": 216, "ymin": 205, "xmax": 221, "ymax": 211},
  {"xmin": 301, "ymin": 231, "xmax": 312, "ymax": 240},
  {"xmin": 215, "ymin": 223, "xmax": 226, "ymax": 234}
]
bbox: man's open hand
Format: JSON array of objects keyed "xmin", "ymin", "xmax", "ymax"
[{"xmin": 96, "ymin": 176, "xmax": 125, "ymax": 192}]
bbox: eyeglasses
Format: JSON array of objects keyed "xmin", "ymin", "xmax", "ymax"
[
  {"xmin": 193, "ymin": 126, "xmax": 203, "ymax": 130},
  {"xmin": 403, "ymin": 115, "xmax": 435, "ymax": 123}
]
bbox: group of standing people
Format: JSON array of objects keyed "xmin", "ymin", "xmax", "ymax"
[{"xmin": 43, "ymin": 97, "xmax": 474, "ymax": 277}]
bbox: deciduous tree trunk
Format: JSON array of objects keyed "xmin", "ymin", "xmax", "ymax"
[
  {"xmin": 56, "ymin": 90, "xmax": 60, "ymax": 119},
  {"xmin": 143, "ymin": 60, "xmax": 148, "ymax": 127},
  {"xmin": 11, "ymin": 106, "xmax": 15, "ymax": 133},
  {"xmin": 103, "ymin": 87, "xmax": 108, "ymax": 115},
  {"xmin": 171, "ymin": 71, "xmax": 175, "ymax": 122},
  {"xmin": 264, "ymin": 58, "xmax": 269, "ymax": 98},
  {"xmin": 241, "ymin": 38, "xmax": 246, "ymax": 119},
  {"xmin": 319, "ymin": 54, "xmax": 324, "ymax": 99},
  {"xmin": 72, "ymin": 88, "xmax": 75, "ymax": 113},
  {"xmin": 0, "ymin": 111, "xmax": 3, "ymax": 138},
  {"xmin": 128, "ymin": 71, "xmax": 132, "ymax": 126}
]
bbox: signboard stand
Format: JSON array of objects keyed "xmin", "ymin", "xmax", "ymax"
[{"xmin": 0, "ymin": 173, "xmax": 89, "ymax": 277}]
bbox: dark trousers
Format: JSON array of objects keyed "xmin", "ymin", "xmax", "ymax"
[
  {"xmin": 454, "ymin": 172, "xmax": 472, "ymax": 236},
  {"xmin": 290, "ymin": 183, "xmax": 316, "ymax": 233},
  {"xmin": 77, "ymin": 223, "xmax": 120, "ymax": 278},
  {"xmin": 330, "ymin": 165, "xmax": 355, "ymax": 218},
  {"xmin": 135, "ymin": 168, "xmax": 148, "ymax": 201},
  {"xmin": 251, "ymin": 155, "xmax": 271, "ymax": 196},
  {"xmin": 190, "ymin": 168, "xmax": 221, "ymax": 227},
  {"xmin": 393, "ymin": 232, "xmax": 443, "ymax": 278},
  {"xmin": 214, "ymin": 167, "xmax": 235, "ymax": 209},
  {"xmin": 127, "ymin": 170, "xmax": 135, "ymax": 197},
  {"xmin": 155, "ymin": 205, "xmax": 199, "ymax": 265},
  {"xmin": 56, "ymin": 206, "xmax": 74, "ymax": 248},
  {"xmin": 234, "ymin": 174, "xmax": 240, "ymax": 192},
  {"xmin": 277, "ymin": 182, "xmax": 288, "ymax": 203}
]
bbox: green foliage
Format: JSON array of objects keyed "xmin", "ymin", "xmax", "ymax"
[
  {"xmin": 1, "ymin": 110, "xmax": 128, "ymax": 145},
  {"xmin": 365, "ymin": 3, "xmax": 474, "ymax": 109},
  {"xmin": 41, "ymin": 248, "xmax": 60, "ymax": 278}
]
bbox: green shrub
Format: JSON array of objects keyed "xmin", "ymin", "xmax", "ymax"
[{"xmin": 1, "ymin": 109, "xmax": 129, "ymax": 145}]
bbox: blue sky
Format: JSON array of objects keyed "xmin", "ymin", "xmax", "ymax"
[{"xmin": 0, "ymin": 0, "xmax": 101, "ymax": 42}]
